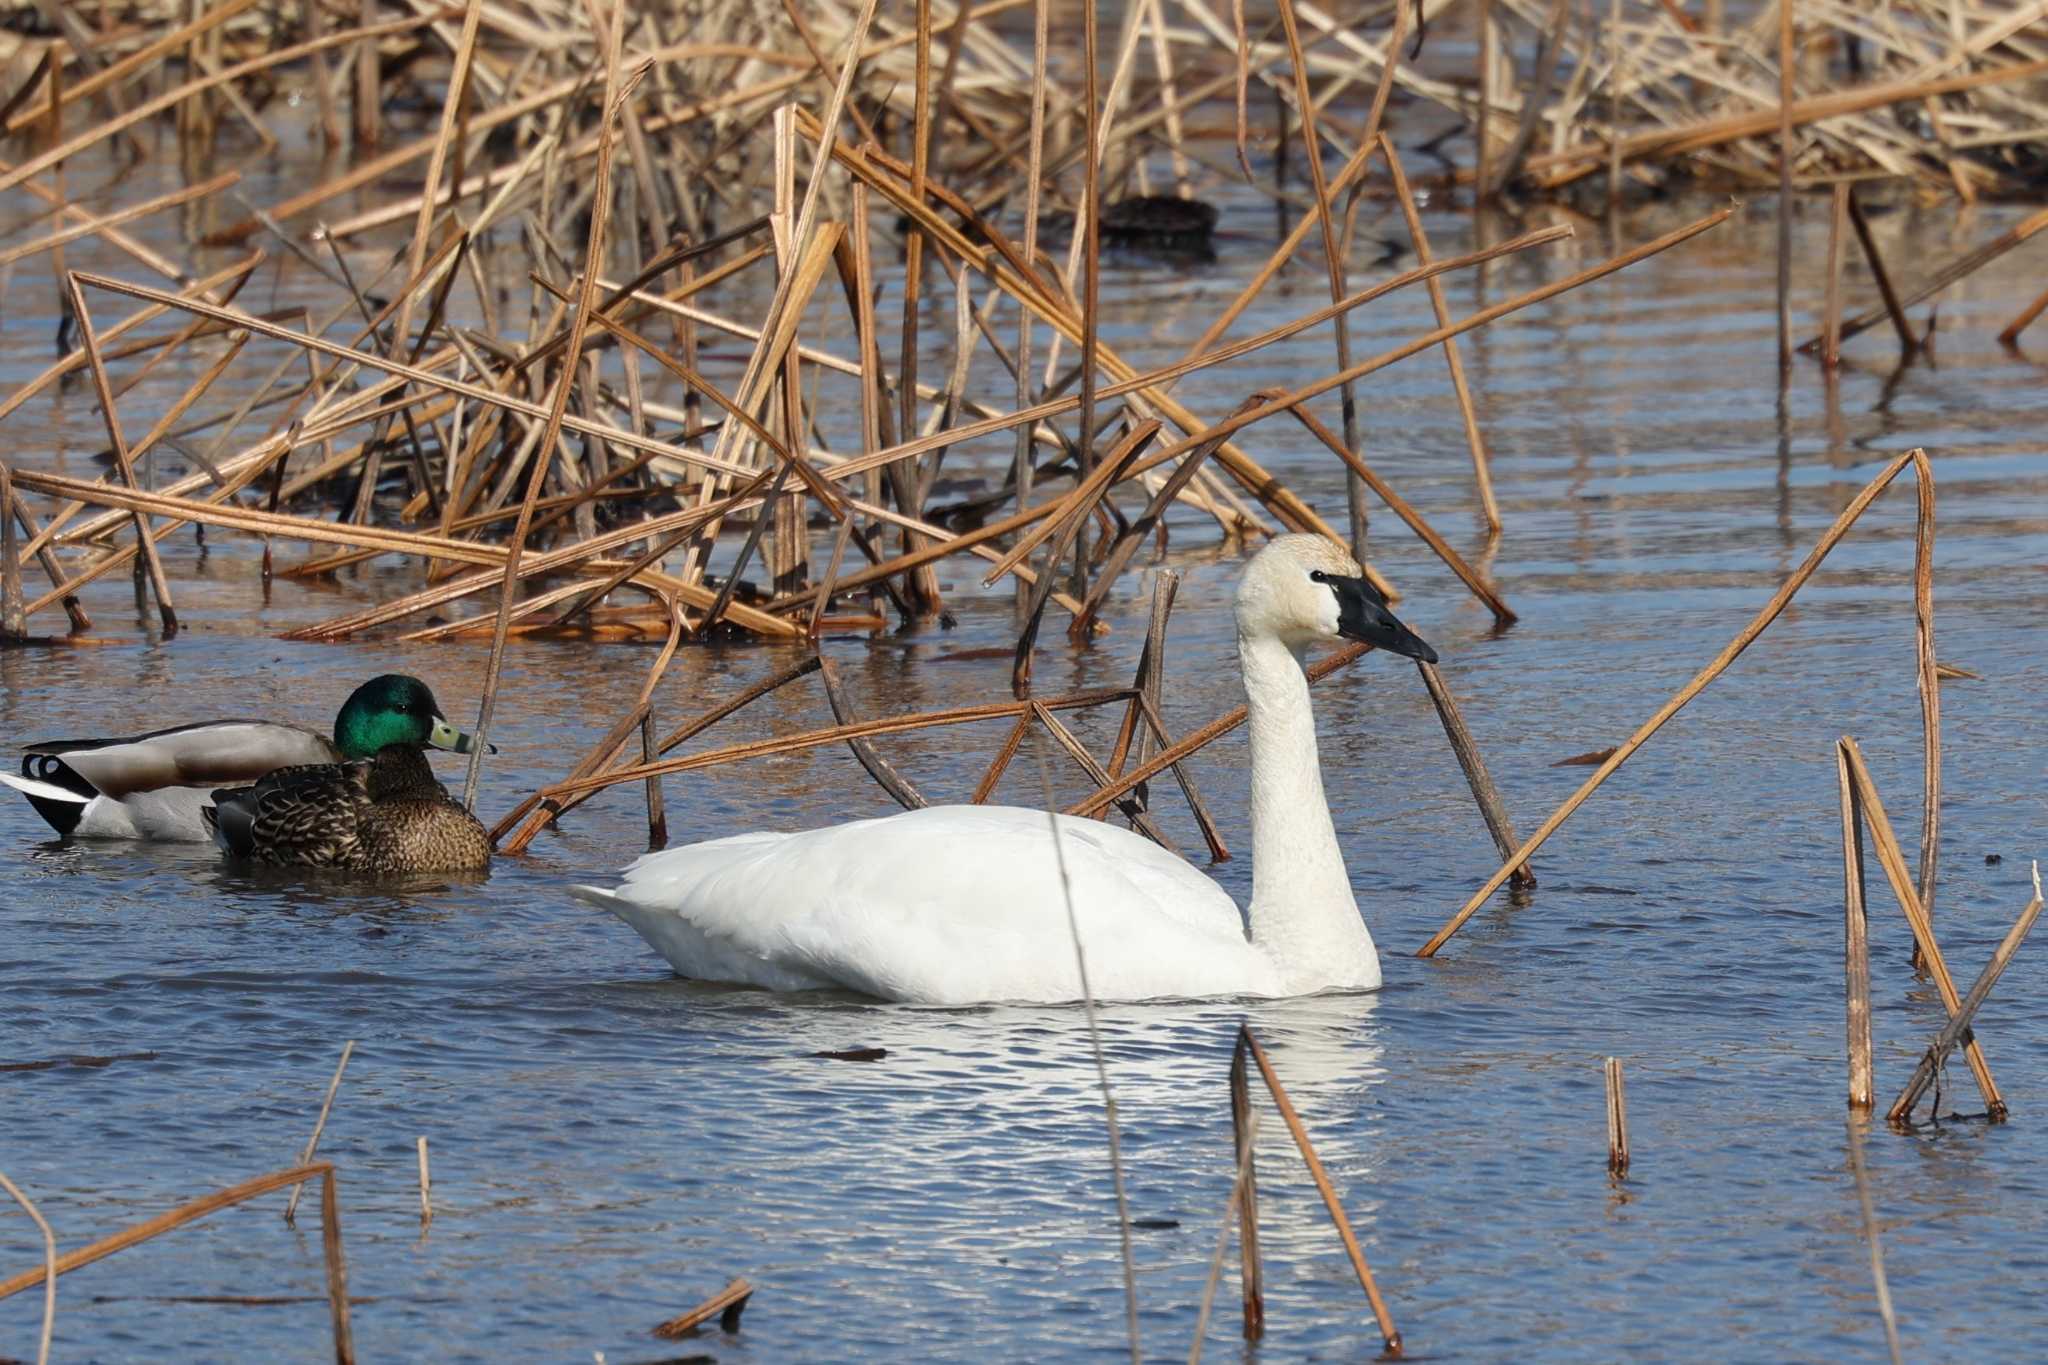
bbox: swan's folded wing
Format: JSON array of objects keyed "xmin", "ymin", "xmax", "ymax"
[{"xmin": 600, "ymin": 807, "xmax": 1266, "ymax": 1003}]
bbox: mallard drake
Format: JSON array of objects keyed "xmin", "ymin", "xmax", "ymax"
[
  {"xmin": 201, "ymin": 675, "xmax": 493, "ymax": 875},
  {"xmin": 4, "ymin": 674, "xmax": 486, "ymax": 852}
]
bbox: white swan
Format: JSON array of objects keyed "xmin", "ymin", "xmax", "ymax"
[{"xmin": 570, "ymin": 535, "xmax": 1438, "ymax": 1004}]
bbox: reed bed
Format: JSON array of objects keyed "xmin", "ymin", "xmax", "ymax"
[
  {"xmin": 0, "ymin": 0, "xmax": 1755, "ymax": 851},
  {"xmin": 2, "ymin": 3, "xmax": 2044, "ymax": 1359}
]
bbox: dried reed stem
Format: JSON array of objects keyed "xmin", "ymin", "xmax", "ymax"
[
  {"xmin": 1604, "ymin": 1058, "xmax": 1630, "ymax": 1176},
  {"xmin": 1228, "ymin": 1030, "xmax": 1264, "ymax": 1342},
  {"xmin": 285, "ymin": 1041, "xmax": 356, "ymax": 1225},
  {"xmin": 0, "ymin": 464, "xmax": 23, "ymax": 639},
  {"xmin": 0, "ymin": 1163, "xmax": 332, "ymax": 1301},
  {"xmin": 463, "ymin": 27, "xmax": 641, "ymax": 810},
  {"xmin": 653, "ymin": 1277, "xmax": 753, "ymax": 1338},
  {"xmin": 1382, "ymin": 136, "xmax": 1499, "ymax": 532},
  {"xmin": 1822, "ymin": 183, "xmax": 1848, "ymax": 369},
  {"xmin": 0, "ymin": 1169, "xmax": 54, "ymax": 1364},
  {"xmin": 417, "ymin": 1137, "xmax": 433, "ymax": 1227},
  {"xmin": 1889, "ymin": 863, "xmax": 2043, "ymax": 1124},
  {"xmin": 1776, "ymin": 0, "xmax": 1796, "ymax": 376},
  {"xmin": 1240, "ymin": 1027, "xmax": 1400, "ymax": 1356},
  {"xmin": 1838, "ymin": 737, "xmax": 2003, "ymax": 1118},
  {"xmin": 1419, "ymin": 661, "xmax": 1535, "ymax": 892},
  {"xmin": 1420, "ymin": 448, "xmax": 1933, "ymax": 958},
  {"xmin": 1837, "ymin": 741, "xmax": 1874, "ymax": 1111}
]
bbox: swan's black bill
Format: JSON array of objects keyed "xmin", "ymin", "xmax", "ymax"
[{"xmin": 1327, "ymin": 575, "xmax": 1438, "ymax": 663}]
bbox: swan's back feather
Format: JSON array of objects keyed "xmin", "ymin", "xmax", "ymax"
[{"xmin": 595, "ymin": 806, "xmax": 1279, "ymax": 1004}]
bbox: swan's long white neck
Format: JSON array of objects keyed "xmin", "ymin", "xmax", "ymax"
[{"xmin": 1239, "ymin": 630, "xmax": 1380, "ymax": 992}]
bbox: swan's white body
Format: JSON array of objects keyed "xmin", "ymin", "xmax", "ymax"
[
  {"xmin": 573, "ymin": 536, "xmax": 1437, "ymax": 1004},
  {"xmin": 582, "ymin": 806, "xmax": 1284, "ymax": 1003}
]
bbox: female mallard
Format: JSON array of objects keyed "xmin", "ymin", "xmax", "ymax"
[
  {"xmin": 201, "ymin": 676, "xmax": 493, "ymax": 874},
  {"xmin": 4, "ymin": 675, "xmax": 488, "ymax": 866}
]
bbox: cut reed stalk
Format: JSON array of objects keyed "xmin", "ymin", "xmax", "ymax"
[
  {"xmin": 0, "ymin": 464, "xmax": 23, "ymax": 639},
  {"xmin": 1604, "ymin": 1057, "xmax": 1630, "ymax": 1176},
  {"xmin": 417, "ymin": 1137, "xmax": 433, "ymax": 1226},
  {"xmin": 653, "ymin": 1277, "xmax": 753, "ymax": 1337},
  {"xmin": 1837, "ymin": 742, "xmax": 1874, "ymax": 1111},
  {"xmin": 320, "ymin": 1170, "xmax": 355, "ymax": 1364}
]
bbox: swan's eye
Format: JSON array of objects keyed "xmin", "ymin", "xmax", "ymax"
[{"xmin": 1308, "ymin": 570, "xmax": 1328, "ymax": 583}]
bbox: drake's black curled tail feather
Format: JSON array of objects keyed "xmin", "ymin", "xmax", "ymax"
[{"xmin": 19, "ymin": 753, "xmax": 96, "ymax": 837}]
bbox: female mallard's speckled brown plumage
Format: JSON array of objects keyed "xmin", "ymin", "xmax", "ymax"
[{"xmin": 201, "ymin": 675, "xmax": 492, "ymax": 875}]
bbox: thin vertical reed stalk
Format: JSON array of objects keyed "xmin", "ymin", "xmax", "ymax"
[
  {"xmin": 1189, "ymin": 1102, "xmax": 1258, "ymax": 1362},
  {"xmin": 320, "ymin": 1170, "xmax": 355, "ymax": 1364},
  {"xmin": 1776, "ymin": 0, "xmax": 1796, "ymax": 376},
  {"xmin": 1075, "ymin": 0, "xmax": 1106, "ymax": 595},
  {"xmin": 417, "ymin": 1137, "xmax": 433, "ymax": 1226},
  {"xmin": 0, "ymin": 1169, "xmax": 54, "ymax": 1365},
  {"xmin": 63, "ymin": 277, "xmax": 178, "ymax": 635},
  {"xmin": 1037, "ymin": 752, "xmax": 1140, "ymax": 1364},
  {"xmin": 1228, "ymin": 1029, "xmax": 1264, "ymax": 1341},
  {"xmin": 1604, "ymin": 1058, "xmax": 1630, "ymax": 1176},
  {"xmin": 1837, "ymin": 742, "xmax": 1874, "ymax": 1111},
  {"xmin": 0, "ymin": 463, "xmax": 23, "ymax": 638},
  {"xmin": 1822, "ymin": 183, "xmax": 1848, "ymax": 369},
  {"xmin": 1241, "ymin": 1027, "xmax": 1400, "ymax": 1356},
  {"xmin": 286, "ymin": 1040, "xmax": 356, "ymax": 1225},
  {"xmin": 1382, "ymin": 136, "xmax": 1499, "ymax": 532}
]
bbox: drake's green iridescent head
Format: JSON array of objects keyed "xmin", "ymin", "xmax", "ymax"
[{"xmin": 332, "ymin": 675, "xmax": 482, "ymax": 759}]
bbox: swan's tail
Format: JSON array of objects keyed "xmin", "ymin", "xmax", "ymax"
[{"xmin": 567, "ymin": 884, "xmax": 626, "ymax": 912}]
